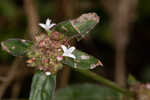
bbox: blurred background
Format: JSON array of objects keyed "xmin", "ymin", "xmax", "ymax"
[{"xmin": 0, "ymin": 0, "xmax": 150, "ymax": 99}]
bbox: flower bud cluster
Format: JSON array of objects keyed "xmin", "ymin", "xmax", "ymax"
[{"xmin": 27, "ymin": 31, "xmax": 67, "ymax": 74}]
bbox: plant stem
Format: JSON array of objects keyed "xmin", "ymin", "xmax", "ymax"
[{"xmin": 76, "ymin": 69, "xmax": 134, "ymax": 97}]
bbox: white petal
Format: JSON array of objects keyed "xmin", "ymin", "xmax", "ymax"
[
  {"xmin": 61, "ymin": 45, "xmax": 67, "ymax": 52},
  {"xmin": 49, "ymin": 23, "xmax": 56, "ymax": 29},
  {"xmin": 39, "ymin": 23, "xmax": 46, "ymax": 29},
  {"xmin": 45, "ymin": 25, "xmax": 50, "ymax": 31},
  {"xmin": 90, "ymin": 64, "xmax": 96, "ymax": 69},
  {"xmin": 68, "ymin": 54, "xmax": 76, "ymax": 59},
  {"xmin": 62, "ymin": 53, "xmax": 76, "ymax": 59},
  {"xmin": 46, "ymin": 18, "xmax": 51, "ymax": 26},
  {"xmin": 63, "ymin": 53, "xmax": 75, "ymax": 58},
  {"xmin": 62, "ymin": 52, "xmax": 68, "ymax": 57},
  {"xmin": 68, "ymin": 46, "xmax": 75, "ymax": 53}
]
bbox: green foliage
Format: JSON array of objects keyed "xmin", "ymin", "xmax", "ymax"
[
  {"xmin": 62, "ymin": 49, "xmax": 102, "ymax": 69},
  {"xmin": 1, "ymin": 39, "xmax": 32, "ymax": 56},
  {"xmin": 54, "ymin": 13, "xmax": 99, "ymax": 40},
  {"xmin": 54, "ymin": 84, "xmax": 121, "ymax": 100},
  {"xmin": 0, "ymin": 13, "xmax": 105, "ymax": 100},
  {"xmin": 29, "ymin": 70, "xmax": 56, "ymax": 100},
  {"xmin": 55, "ymin": 21, "xmax": 78, "ymax": 37}
]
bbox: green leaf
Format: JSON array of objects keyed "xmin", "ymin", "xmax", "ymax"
[
  {"xmin": 54, "ymin": 13, "xmax": 99, "ymax": 39},
  {"xmin": 62, "ymin": 49, "xmax": 102, "ymax": 69},
  {"xmin": 1, "ymin": 39, "xmax": 32, "ymax": 56},
  {"xmin": 54, "ymin": 20, "xmax": 79, "ymax": 37},
  {"xmin": 29, "ymin": 70, "xmax": 56, "ymax": 100},
  {"xmin": 54, "ymin": 84, "xmax": 121, "ymax": 100}
]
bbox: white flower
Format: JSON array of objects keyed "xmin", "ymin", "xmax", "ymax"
[
  {"xmin": 61, "ymin": 45, "xmax": 76, "ymax": 59},
  {"xmin": 45, "ymin": 71, "xmax": 51, "ymax": 76},
  {"xmin": 39, "ymin": 18, "xmax": 56, "ymax": 31}
]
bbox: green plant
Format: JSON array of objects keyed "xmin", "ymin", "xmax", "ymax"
[
  {"xmin": 2, "ymin": 13, "xmax": 149, "ymax": 100},
  {"xmin": 1, "ymin": 13, "xmax": 103, "ymax": 100}
]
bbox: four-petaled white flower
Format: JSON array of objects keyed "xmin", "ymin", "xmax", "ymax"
[
  {"xmin": 39, "ymin": 18, "xmax": 56, "ymax": 31},
  {"xmin": 61, "ymin": 45, "xmax": 76, "ymax": 59}
]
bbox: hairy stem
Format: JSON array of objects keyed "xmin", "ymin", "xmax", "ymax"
[{"xmin": 76, "ymin": 69, "xmax": 134, "ymax": 97}]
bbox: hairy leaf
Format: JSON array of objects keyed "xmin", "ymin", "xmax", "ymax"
[
  {"xmin": 54, "ymin": 13, "xmax": 99, "ymax": 39},
  {"xmin": 29, "ymin": 70, "xmax": 56, "ymax": 100},
  {"xmin": 1, "ymin": 39, "xmax": 32, "ymax": 56},
  {"xmin": 62, "ymin": 49, "xmax": 102, "ymax": 69},
  {"xmin": 54, "ymin": 84, "xmax": 121, "ymax": 100}
]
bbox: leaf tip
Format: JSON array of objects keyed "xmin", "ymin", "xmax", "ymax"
[
  {"xmin": 1, "ymin": 41, "xmax": 10, "ymax": 53},
  {"xmin": 90, "ymin": 60, "xmax": 103, "ymax": 69},
  {"xmin": 74, "ymin": 12, "xmax": 100, "ymax": 23},
  {"xmin": 97, "ymin": 60, "xmax": 103, "ymax": 67},
  {"xmin": 87, "ymin": 12, "xmax": 100, "ymax": 23},
  {"xmin": 90, "ymin": 64, "xmax": 97, "ymax": 69}
]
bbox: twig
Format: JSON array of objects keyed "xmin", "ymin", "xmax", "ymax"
[
  {"xmin": 24, "ymin": 0, "xmax": 39, "ymax": 39},
  {"xmin": 0, "ymin": 0, "xmax": 39, "ymax": 98},
  {"xmin": 101, "ymin": 0, "xmax": 138, "ymax": 87},
  {"xmin": 0, "ymin": 58, "xmax": 24, "ymax": 99},
  {"xmin": 113, "ymin": 0, "xmax": 138, "ymax": 87},
  {"xmin": 11, "ymin": 81, "xmax": 22, "ymax": 98}
]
